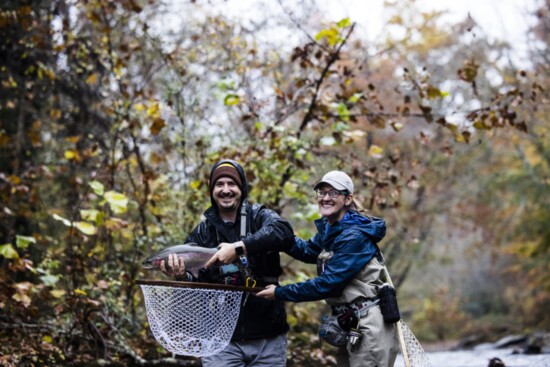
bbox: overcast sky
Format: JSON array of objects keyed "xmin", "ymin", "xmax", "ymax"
[
  {"xmin": 191, "ymin": 0, "xmax": 539, "ymax": 61},
  {"xmin": 323, "ymin": 0, "xmax": 537, "ymax": 42}
]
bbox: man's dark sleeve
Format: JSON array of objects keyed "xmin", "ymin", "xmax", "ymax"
[
  {"xmin": 242, "ymin": 206, "xmax": 294, "ymax": 255},
  {"xmin": 185, "ymin": 221, "xmax": 211, "ymax": 247}
]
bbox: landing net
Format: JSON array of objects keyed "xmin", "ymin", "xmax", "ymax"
[
  {"xmin": 398, "ymin": 320, "xmax": 432, "ymax": 367},
  {"xmin": 139, "ymin": 281, "xmax": 252, "ymax": 357}
]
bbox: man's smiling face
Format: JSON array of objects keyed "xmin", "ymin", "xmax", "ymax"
[{"xmin": 213, "ymin": 176, "xmax": 242, "ymax": 214}]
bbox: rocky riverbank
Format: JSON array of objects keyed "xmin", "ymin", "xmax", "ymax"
[
  {"xmin": 453, "ymin": 331, "xmax": 550, "ymax": 355},
  {"xmin": 395, "ymin": 332, "xmax": 550, "ymax": 367}
]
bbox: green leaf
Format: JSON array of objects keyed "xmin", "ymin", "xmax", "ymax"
[
  {"xmin": 347, "ymin": 93, "xmax": 363, "ymax": 103},
  {"xmin": 40, "ymin": 274, "xmax": 60, "ymax": 287},
  {"xmin": 104, "ymin": 191, "xmax": 129, "ymax": 214},
  {"xmin": 332, "ymin": 121, "xmax": 349, "ymax": 132},
  {"xmin": 0, "ymin": 244, "xmax": 19, "ymax": 259},
  {"xmin": 89, "ymin": 180, "xmax": 104, "ymax": 196},
  {"xmin": 337, "ymin": 18, "xmax": 351, "ymax": 28},
  {"xmin": 80, "ymin": 209, "xmax": 100, "ymax": 221},
  {"xmin": 16, "ymin": 235, "xmax": 36, "ymax": 249},
  {"xmin": 75, "ymin": 221, "xmax": 98, "ymax": 235},
  {"xmin": 217, "ymin": 79, "xmax": 237, "ymax": 91},
  {"xmin": 224, "ymin": 94, "xmax": 240, "ymax": 106},
  {"xmin": 335, "ymin": 103, "xmax": 350, "ymax": 122}
]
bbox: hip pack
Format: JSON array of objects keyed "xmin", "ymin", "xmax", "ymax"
[{"xmin": 378, "ymin": 284, "xmax": 401, "ymax": 324}]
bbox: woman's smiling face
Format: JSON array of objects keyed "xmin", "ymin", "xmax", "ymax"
[{"xmin": 316, "ymin": 183, "xmax": 352, "ymax": 225}]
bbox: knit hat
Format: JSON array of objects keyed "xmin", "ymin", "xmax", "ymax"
[{"xmin": 210, "ymin": 163, "xmax": 243, "ymax": 192}]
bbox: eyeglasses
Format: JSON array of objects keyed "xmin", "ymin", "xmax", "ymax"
[{"xmin": 315, "ymin": 189, "xmax": 349, "ymax": 198}]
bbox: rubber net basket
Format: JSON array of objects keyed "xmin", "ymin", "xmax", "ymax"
[
  {"xmin": 398, "ymin": 320, "xmax": 432, "ymax": 367},
  {"xmin": 140, "ymin": 283, "xmax": 244, "ymax": 357}
]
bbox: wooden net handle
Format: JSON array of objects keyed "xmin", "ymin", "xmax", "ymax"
[{"xmin": 136, "ymin": 279, "xmax": 263, "ymax": 293}]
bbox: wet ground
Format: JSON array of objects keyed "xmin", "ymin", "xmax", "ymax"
[{"xmin": 395, "ymin": 348, "xmax": 550, "ymax": 367}]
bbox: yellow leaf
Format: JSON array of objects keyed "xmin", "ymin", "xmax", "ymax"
[
  {"xmin": 104, "ymin": 191, "xmax": 129, "ymax": 214},
  {"xmin": 86, "ymin": 73, "xmax": 98, "ymax": 85},
  {"xmin": 146, "ymin": 102, "xmax": 160, "ymax": 119},
  {"xmin": 315, "ymin": 27, "xmax": 340, "ymax": 46},
  {"xmin": 50, "ymin": 289, "xmax": 66, "ymax": 298},
  {"xmin": 74, "ymin": 289, "xmax": 87, "ymax": 296},
  {"xmin": 75, "ymin": 221, "xmax": 97, "ymax": 236},
  {"xmin": 44, "ymin": 69, "xmax": 56, "ymax": 81},
  {"xmin": 134, "ymin": 103, "xmax": 146, "ymax": 111},
  {"xmin": 80, "ymin": 209, "xmax": 100, "ymax": 221},
  {"xmin": 0, "ymin": 244, "xmax": 19, "ymax": 259},
  {"xmin": 64, "ymin": 149, "xmax": 80, "ymax": 161},
  {"xmin": 224, "ymin": 94, "xmax": 240, "ymax": 106},
  {"xmin": 120, "ymin": 228, "xmax": 133, "ymax": 239},
  {"xmin": 64, "ymin": 136, "xmax": 81, "ymax": 143},
  {"xmin": 343, "ymin": 130, "xmax": 366, "ymax": 142},
  {"xmin": 13, "ymin": 293, "xmax": 31, "ymax": 308},
  {"xmin": 42, "ymin": 335, "xmax": 53, "ymax": 343},
  {"xmin": 390, "ymin": 121, "xmax": 404, "ymax": 132},
  {"xmin": 426, "ymin": 85, "xmax": 449, "ymax": 99},
  {"xmin": 50, "ymin": 109, "xmax": 62, "ymax": 119},
  {"xmin": 454, "ymin": 133, "xmax": 466, "ymax": 143},
  {"xmin": 189, "ymin": 180, "xmax": 202, "ymax": 190},
  {"xmin": 368, "ymin": 145, "xmax": 384, "ymax": 159}
]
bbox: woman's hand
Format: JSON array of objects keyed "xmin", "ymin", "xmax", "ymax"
[{"xmin": 255, "ymin": 284, "xmax": 277, "ymax": 300}]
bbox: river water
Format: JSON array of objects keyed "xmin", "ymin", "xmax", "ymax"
[{"xmin": 395, "ymin": 348, "xmax": 550, "ymax": 367}]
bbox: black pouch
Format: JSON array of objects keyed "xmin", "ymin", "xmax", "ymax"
[{"xmin": 378, "ymin": 285, "xmax": 401, "ymax": 324}]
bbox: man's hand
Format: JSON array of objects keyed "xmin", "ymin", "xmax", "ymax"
[
  {"xmin": 255, "ymin": 284, "xmax": 277, "ymax": 300},
  {"xmin": 160, "ymin": 253, "xmax": 186, "ymax": 277},
  {"xmin": 205, "ymin": 241, "xmax": 246, "ymax": 268}
]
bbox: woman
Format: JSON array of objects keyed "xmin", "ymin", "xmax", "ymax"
[{"xmin": 256, "ymin": 170, "xmax": 399, "ymax": 367}]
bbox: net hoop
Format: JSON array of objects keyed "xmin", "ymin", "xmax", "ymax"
[{"xmin": 138, "ymin": 280, "xmax": 259, "ymax": 357}]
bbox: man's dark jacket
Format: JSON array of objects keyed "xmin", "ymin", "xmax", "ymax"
[{"xmin": 185, "ymin": 159, "xmax": 292, "ymax": 341}]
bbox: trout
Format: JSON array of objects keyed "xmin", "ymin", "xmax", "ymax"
[{"xmin": 142, "ymin": 243, "xmax": 217, "ymax": 277}]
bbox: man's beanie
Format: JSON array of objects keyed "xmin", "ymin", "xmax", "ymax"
[{"xmin": 210, "ymin": 163, "xmax": 243, "ymax": 191}]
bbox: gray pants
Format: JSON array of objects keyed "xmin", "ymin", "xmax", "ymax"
[{"xmin": 201, "ymin": 333, "xmax": 287, "ymax": 367}]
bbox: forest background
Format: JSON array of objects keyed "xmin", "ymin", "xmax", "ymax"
[{"xmin": 1, "ymin": 0, "xmax": 549, "ymax": 366}]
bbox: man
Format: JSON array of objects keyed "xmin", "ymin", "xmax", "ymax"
[{"xmin": 161, "ymin": 159, "xmax": 293, "ymax": 367}]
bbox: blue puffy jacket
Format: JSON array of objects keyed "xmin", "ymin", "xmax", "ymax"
[{"xmin": 275, "ymin": 210, "xmax": 386, "ymax": 302}]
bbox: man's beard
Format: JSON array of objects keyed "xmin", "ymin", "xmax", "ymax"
[{"xmin": 217, "ymin": 195, "xmax": 239, "ymax": 211}]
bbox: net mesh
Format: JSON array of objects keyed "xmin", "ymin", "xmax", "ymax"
[
  {"xmin": 140, "ymin": 284, "xmax": 243, "ymax": 357},
  {"xmin": 399, "ymin": 320, "xmax": 432, "ymax": 367}
]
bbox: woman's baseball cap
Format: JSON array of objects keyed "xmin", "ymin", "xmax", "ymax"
[{"xmin": 313, "ymin": 171, "xmax": 354, "ymax": 194}]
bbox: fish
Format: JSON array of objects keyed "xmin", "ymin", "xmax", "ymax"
[{"xmin": 142, "ymin": 243, "xmax": 217, "ymax": 277}]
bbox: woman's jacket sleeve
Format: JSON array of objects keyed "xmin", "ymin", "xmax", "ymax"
[{"xmin": 275, "ymin": 231, "xmax": 378, "ymax": 302}]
